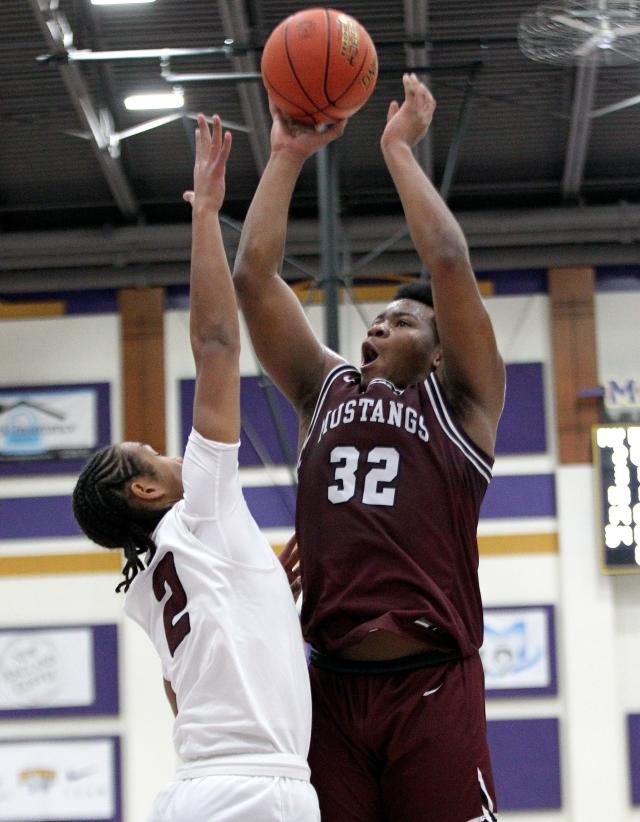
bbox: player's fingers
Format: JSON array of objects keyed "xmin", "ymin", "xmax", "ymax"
[
  {"xmin": 219, "ymin": 130, "xmax": 232, "ymax": 164},
  {"xmin": 330, "ymin": 117, "xmax": 348, "ymax": 138},
  {"xmin": 416, "ymin": 82, "xmax": 429, "ymax": 109},
  {"xmin": 279, "ymin": 534, "xmax": 297, "ymax": 565},
  {"xmin": 182, "ymin": 190, "xmax": 194, "ymax": 205},
  {"xmin": 403, "ymin": 73, "xmax": 415, "ymax": 96},
  {"xmin": 267, "ymin": 94, "xmax": 283, "ymax": 121},
  {"xmin": 197, "ymin": 113, "xmax": 210, "ymax": 146},
  {"xmin": 210, "ymin": 114, "xmax": 222, "ymax": 153},
  {"xmin": 386, "ymin": 100, "xmax": 399, "ymax": 122},
  {"xmin": 194, "ymin": 124, "xmax": 201, "ymax": 159}
]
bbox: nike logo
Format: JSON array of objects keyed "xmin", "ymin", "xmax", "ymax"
[
  {"xmin": 66, "ymin": 768, "xmax": 95, "ymax": 782},
  {"xmin": 423, "ymin": 684, "xmax": 443, "ymax": 697}
]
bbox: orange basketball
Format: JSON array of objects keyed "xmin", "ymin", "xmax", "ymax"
[{"xmin": 261, "ymin": 7, "xmax": 378, "ymax": 126}]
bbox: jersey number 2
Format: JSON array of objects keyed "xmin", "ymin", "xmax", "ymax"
[
  {"xmin": 328, "ymin": 446, "xmax": 400, "ymax": 506},
  {"xmin": 152, "ymin": 552, "xmax": 191, "ymax": 657}
]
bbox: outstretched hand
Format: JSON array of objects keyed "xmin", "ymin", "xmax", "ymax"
[
  {"xmin": 269, "ymin": 97, "xmax": 347, "ymax": 162},
  {"xmin": 279, "ymin": 533, "xmax": 302, "ymax": 600},
  {"xmin": 381, "ymin": 73, "xmax": 435, "ymax": 151},
  {"xmin": 183, "ymin": 113, "xmax": 232, "ymax": 211}
]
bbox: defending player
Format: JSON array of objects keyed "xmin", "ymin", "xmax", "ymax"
[
  {"xmin": 72, "ymin": 114, "xmax": 319, "ymax": 822},
  {"xmin": 233, "ymin": 74, "xmax": 505, "ymax": 821}
]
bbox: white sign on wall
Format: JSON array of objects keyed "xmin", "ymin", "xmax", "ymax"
[
  {"xmin": 0, "ymin": 628, "xmax": 95, "ymax": 711},
  {"xmin": 481, "ymin": 605, "xmax": 557, "ymax": 697},
  {"xmin": 0, "ymin": 388, "xmax": 97, "ymax": 458},
  {"xmin": 0, "ymin": 738, "xmax": 119, "ymax": 821}
]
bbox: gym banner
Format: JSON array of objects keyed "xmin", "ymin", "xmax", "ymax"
[
  {"xmin": 0, "ymin": 625, "xmax": 118, "ymax": 718},
  {"xmin": 0, "ymin": 383, "xmax": 110, "ymax": 475},
  {"xmin": 482, "ymin": 605, "xmax": 557, "ymax": 698},
  {"xmin": 0, "ymin": 737, "xmax": 121, "ymax": 822}
]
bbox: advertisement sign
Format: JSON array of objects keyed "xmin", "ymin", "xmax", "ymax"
[
  {"xmin": 0, "ymin": 737, "xmax": 121, "ymax": 822},
  {"xmin": 482, "ymin": 605, "xmax": 557, "ymax": 698},
  {"xmin": 0, "ymin": 383, "xmax": 110, "ymax": 476},
  {"xmin": 0, "ymin": 625, "xmax": 118, "ymax": 718}
]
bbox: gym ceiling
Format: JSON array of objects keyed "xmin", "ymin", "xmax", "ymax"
[{"xmin": 2, "ymin": 0, "xmax": 640, "ymax": 292}]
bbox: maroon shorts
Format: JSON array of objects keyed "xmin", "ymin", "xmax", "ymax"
[{"xmin": 308, "ymin": 651, "xmax": 497, "ymax": 822}]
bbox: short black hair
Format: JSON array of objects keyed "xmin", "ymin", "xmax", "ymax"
[
  {"xmin": 72, "ymin": 445, "xmax": 166, "ymax": 592},
  {"xmin": 393, "ymin": 280, "xmax": 434, "ymax": 309},
  {"xmin": 393, "ymin": 280, "xmax": 438, "ymax": 342}
]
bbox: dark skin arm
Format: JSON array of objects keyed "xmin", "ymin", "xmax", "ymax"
[
  {"xmin": 163, "ymin": 678, "xmax": 178, "ymax": 717},
  {"xmin": 233, "ymin": 107, "xmax": 346, "ymax": 429},
  {"xmin": 381, "ymin": 75, "xmax": 505, "ymax": 455}
]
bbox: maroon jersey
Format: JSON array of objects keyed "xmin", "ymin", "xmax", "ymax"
[{"xmin": 295, "ymin": 363, "xmax": 494, "ymax": 658}]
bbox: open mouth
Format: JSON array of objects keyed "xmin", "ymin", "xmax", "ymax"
[{"xmin": 361, "ymin": 341, "xmax": 379, "ymax": 367}]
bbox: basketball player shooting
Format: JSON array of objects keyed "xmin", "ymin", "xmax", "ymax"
[
  {"xmin": 72, "ymin": 114, "xmax": 319, "ymax": 822},
  {"xmin": 234, "ymin": 74, "xmax": 505, "ymax": 822}
]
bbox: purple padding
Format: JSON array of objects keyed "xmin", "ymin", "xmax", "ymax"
[
  {"xmin": 488, "ymin": 717, "xmax": 562, "ymax": 810},
  {"xmin": 629, "ymin": 714, "xmax": 640, "ymax": 805},
  {"xmin": 0, "ymin": 491, "xmax": 295, "ymax": 538},
  {"xmin": 479, "ymin": 269, "xmax": 548, "ymax": 295},
  {"xmin": 597, "ymin": 265, "xmax": 640, "ymax": 292},
  {"xmin": 243, "ymin": 485, "xmax": 296, "ymax": 528},
  {"xmin": 180, "ymin": 378, "xmax": 298, "ymax": 466},
  {"xmin": 480, "ymin": 474, "xmax": 556, "ymax": 519},
  {"xmin": 185, "ymin": 365, "xmax": 548, "ymax": 464},
  {"xmin": 0, "ymin": 495, "xmax": 80, "ymax": 539},
  {"xmin": 497, "ymin": 363, "xmax": 547, "ymax": 455},
  {"xmin": 0, "ymin": 473, "xmax": 554, "ymax": 539},
  {"xmin": 481, "ymin": 473, "xmax": 556, "ymax": 519}
]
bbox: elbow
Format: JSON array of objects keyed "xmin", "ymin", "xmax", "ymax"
[
  {"xmin": 191, "ymin": 331, "xmax": 240, "ymax": 362},
  {"xmin": 232, "ymin": 263, "xmax": 252, "ymax": 300},
  {"xmin": 428, "ymin": 235, "xmax": 470, "ymax": 273}
]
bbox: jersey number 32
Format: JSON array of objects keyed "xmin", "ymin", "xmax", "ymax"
[{"xmin": 328, "ymin": 446, "xmax": 399, "ymax": 506}]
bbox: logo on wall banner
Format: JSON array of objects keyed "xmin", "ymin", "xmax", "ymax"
[
  {"xmin": 0, "ymin": 738, "xmax": 117, "ymax": 820},
  {"xmin": 604, "ymin": 378, "xmax": 640, "ymax": 422},
  {"xmin": 481, "ymin": 607, "xmax": 552, "ymax": 691},
  {"xmin": 0, "ymin": 389, "xmax": 97, "ymax": 460},
  {"xmin": 0, "ymin": 629, "xmax": 95, "ymax": 711}
]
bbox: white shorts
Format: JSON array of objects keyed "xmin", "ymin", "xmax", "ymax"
[{"xmin": 147, "ymin": 774, "xmax": 320, "ymax": 822}]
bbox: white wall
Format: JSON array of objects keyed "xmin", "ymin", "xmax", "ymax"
[{"xmin": 0, "ymin": 287, "xmax": 638, "ymax": 820}]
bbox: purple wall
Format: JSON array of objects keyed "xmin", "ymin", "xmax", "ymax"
[
  {"xmin": 628, "ymin": 714, "xmax": 640, "ymax": 805},
  {"xmin": 488, "ymin": 717, "xmax": 562, "ymax": 810}
]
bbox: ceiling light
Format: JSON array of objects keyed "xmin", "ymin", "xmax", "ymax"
[
  {"xmin": 92, "ymin": 0, "xmax": 155, "ymax": 6},
  {"xmin": 124, "ymin": 91, "xmax": 184, "ymax": 111}
]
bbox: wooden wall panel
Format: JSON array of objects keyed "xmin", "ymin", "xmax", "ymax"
[
  {"xmin": 119, "ymin": 288, "xmax": 166, "ymax": 453},
  {"xmin": 549, "ymin": 267, "xmax": 599, "ymax": 464}
]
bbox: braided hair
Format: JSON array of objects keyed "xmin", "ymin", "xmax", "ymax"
[{"xmin": 72, "ymin": 445, "xmax": 168, "ymax": 593}]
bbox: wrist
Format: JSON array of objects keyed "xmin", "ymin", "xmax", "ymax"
[
  {"xmin": 270, "ymin": 146, "xmax": 309, "ymax": 170},
  {"xmin": 192, "ymin": 201, "xmax": 221, "ymax": 220},
  {"xmin": 380, "ymin": 136, "xmax": 412, "ymax": 157}
]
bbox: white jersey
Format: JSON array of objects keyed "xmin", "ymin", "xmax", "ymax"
[{"xmin": 124, "ymin": 429, "xmax": 311, "ymax": 781}]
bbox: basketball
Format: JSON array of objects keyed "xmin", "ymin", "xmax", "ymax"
[{"xmin": 261, "ymin": 7, "xmax": 378, "ymax": 126}]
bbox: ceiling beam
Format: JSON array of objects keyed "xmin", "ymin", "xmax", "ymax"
[
  {"xmin": 28, "ymin": 0, "xmax": 138, "ymax": 218},
  {"xmin": 2, "ymin": 203, "xmax": 640, "ymax": 291},
  {"xmin": 562, "ymin": 62, "xmax": 598, "ymax": 202},
  {"xmin": 403, "ymin": 0, "xmax": 432, "ymax": 178},
  {"xmin": 217, "ymin": 0, "xmax": 271, "ymax": 175}
]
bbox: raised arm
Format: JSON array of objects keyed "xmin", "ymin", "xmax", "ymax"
[
  {"xmin": 233, "ymin": 106, "xmax": 346, "ymax": 418},
  {"xmin": 381, "ymin": 74, "xmax": 505, "ymax": 452},
  {"xmin": 183, "ymin": 114, "xmax": 239, "ymax": 443}
]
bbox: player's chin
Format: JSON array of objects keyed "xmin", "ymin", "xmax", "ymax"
[{"xmin": 360, "ymin": 361, "xmax": 377, "ymax": 384}]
